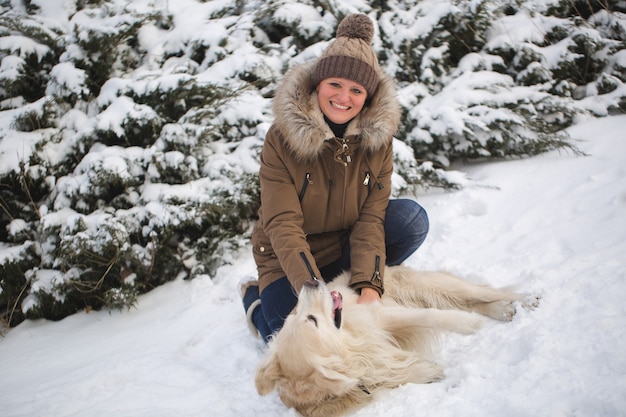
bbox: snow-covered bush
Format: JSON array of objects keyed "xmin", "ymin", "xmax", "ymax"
[
  {"xmin": 1, "ymin": 0, "xmax": 273, "ymax": 326},
  {"xmin": 380, "ymin": 0, "xmax": 624, "ymax": 164},
  {"xmin": 1, "ymin": 0, "xmax": 625, "ymax": 327}
]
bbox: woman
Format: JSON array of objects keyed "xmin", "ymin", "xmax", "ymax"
[{"xmin": 241, "ymin": 14, "xmax": 429, "ymax": 342}]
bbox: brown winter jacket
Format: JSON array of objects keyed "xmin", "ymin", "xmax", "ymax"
[{"xmin": 251, "ymin": 61, "xmax": 401, "ymax": 296}]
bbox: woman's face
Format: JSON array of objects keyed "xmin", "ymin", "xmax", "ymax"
[{"xmin": 317, "ymin": 78, "xmax": 368, "ymax": 124}]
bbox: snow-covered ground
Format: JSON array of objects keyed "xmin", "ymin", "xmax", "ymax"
[{"xmin": 1, "ymin": 115, "xmax": 625, "ymax": 417}]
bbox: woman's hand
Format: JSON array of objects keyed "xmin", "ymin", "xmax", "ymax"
[{"xmin": 357, "ymin": 287, "xmax": 382, "ymax": 304}]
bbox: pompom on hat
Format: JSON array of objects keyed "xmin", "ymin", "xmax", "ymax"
[{"xmin": 312, "ymin": 14, "xmax": 380, "ymax": 96}]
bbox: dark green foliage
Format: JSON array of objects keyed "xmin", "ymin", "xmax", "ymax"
[
  {"xmin": 10, "ymin": 99, "xmax": 58, "ymax": 132},
  {"xmin": 0, "ymin": 164, "xmax": 51, "ymax": 245},
  {"xmin": 0, "ymin": 0, "xmax": 623, "ymax": 328},
  {"xmin": 254, "ymin": 1, "xmax": 329, "ymax": 51},
  {"xmin": 0, "ymin": 12, "xmax": 63, "ymax": 102},
  {"xmin": 547, "ymin": 0, "xmax": 624, "ymax": 18},
  {"xmin": 565, "ymin": 31, "xmax": 611, "ymax": 85},
  {"xmin": 441, "ymin": 2, "xmax": 491, "ymax": 68},
  {"xmin": 101, "ymin": 115, "xmax": 164, "ymax": 148},
  {"xmin": 1, "ymin": 262, "xmax": 30, "ymax": 327},
  {"xmin": 70, "ymin": 20, "xmax": 143, "ymax": 96},
  {"xmin": 379, "ymin": 1, "xmax": 492, "ymax": 86},
  {"xmin": 50, "ymin": 223, "xmax": 132, "ymax": 311},
  {"xmin": 26, "ymin": 287, "xmax": 90, "ymax": 321},
  {"xmin": 130, "ymin": 80, "xmax": 235, "ymax": 123},
  {"xmin": 380, "ymin": 0, "xmax": 625, "ymax": 169},
  {"xmin": 2, "ymin": 52, "xmax": 57, "ymax": 103},
  {"xmin": 0, "ymin": 243, "xmax": 39, "ymax": 327}
]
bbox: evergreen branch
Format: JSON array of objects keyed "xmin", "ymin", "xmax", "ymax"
[
  {"xmin": 65, "ymin": 248, "xmax": 120, "ymax": 294},
  {"xmin": 19, "ymin": 164, "xmax": 41, "ymax": 220},
  {"xmin": 6, "ymin": 272, "xmax": 30, "ymax": 329},
  {"xmin": 0, "ymin": 193, "xmax": 15, "ymax": 221}
]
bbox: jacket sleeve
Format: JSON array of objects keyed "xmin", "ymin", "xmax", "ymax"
[
  {"xmin": 347, "ymin": 141, "xmax": 393, "ymax": 295},
  {"xmin": 258, "ymin": 126, "xmax": 322, "ymax": 292}
]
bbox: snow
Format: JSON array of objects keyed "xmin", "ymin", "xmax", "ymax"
[
  {"xmin": 1, "ymin": 0, "xmax": 626, "ymax": 415},
  {"xmin": 0, "ymin": 36, "xmax": 50, "ymax": 60},
  {"xmin": 46, "ymin": 62, "xmax": 89, "ymax": 98},
  {"xmin": 1, "ymin": 114, "xmax": 625, "ymax": 416},
  {"xmin": 485, "ymin": 12, "xmax": 563, "ymax": 50}
]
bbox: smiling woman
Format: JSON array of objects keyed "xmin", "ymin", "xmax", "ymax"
[{"xmin": 240, "ymin": 14, "xmax": 430, "ymax": 344}]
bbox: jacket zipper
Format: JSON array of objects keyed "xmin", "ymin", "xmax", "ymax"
[
  {"xmin": 342, "ymin": 139, "xmax": 351, "ymax": 165},
  {"xmin": 363, "ymin": 172, "xmax": 371, "ymax": 192},
  {"xmin": 370, "ymin": 255, "xmax": 383, "ymax": 288},
  {"xmin": 298, "ymin": 173, "xmax": 312, "ymax": 202},
  {"xmin": 299, "ymin": 251, "xmax": 319, "ymax": 281}
]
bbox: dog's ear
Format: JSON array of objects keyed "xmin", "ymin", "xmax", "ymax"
[{"xmin": 255, "ymin": 351, "xmax": 281, "ymax": 395}]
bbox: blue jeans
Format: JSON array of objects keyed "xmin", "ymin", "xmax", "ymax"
[{"xmin": 247, "ymin": 198, "xmax": 429, "ymax": 343}]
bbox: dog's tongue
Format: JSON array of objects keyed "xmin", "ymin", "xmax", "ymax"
[
  {"xmin": 331, "ymin": 291, "xmax": 342, "ymax": 311},
  {"xmin": 330, "ymin": 291, "xmax": 343, "ymax": 329}
]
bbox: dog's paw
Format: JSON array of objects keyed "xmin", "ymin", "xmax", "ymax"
[
  {"xmin": 475, "ymin": 294, "xmax": 540, "ymax": 321},
  {"xmin": 492, "ymin": 300, "xmax": 517, "ymax": 321},
  {"xmin": 473, "ymin": 300, "xmax": 518, "ymax": 321}
]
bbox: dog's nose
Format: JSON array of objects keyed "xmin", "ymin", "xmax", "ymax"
[{"xmin": 303, "ymin": 279, "xmax": 320, "ymax": 288}]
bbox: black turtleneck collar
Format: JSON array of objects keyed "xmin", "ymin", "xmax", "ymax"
[{"xmin": 324, "ymin": 116, "xmax": 350, "ymax": 138}]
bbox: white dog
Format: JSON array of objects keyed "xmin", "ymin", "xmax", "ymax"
[{"xmin": 255, "ymin": 265, "xmax": 529, "ymax": 417}]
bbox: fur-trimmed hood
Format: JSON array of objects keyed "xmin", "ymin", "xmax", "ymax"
[{"xmin": 272, "ymin": 61, "xmax": 401, "ymax": 161}]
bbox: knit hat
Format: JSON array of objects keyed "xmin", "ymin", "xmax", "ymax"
[{"xmin": 312, "ymin": 14, "xmax": 380, "ymax": 96}]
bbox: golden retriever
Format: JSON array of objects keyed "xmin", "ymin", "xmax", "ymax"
[{"xmin": 255, "ymin": 265, "xmax": 528, "ymax": 417}]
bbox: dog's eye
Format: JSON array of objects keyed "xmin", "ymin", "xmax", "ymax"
[{"xmin": 307, "ymin": 315, "xmax": 318, "ymax": 327}]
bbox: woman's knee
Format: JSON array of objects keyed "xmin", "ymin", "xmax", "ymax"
[
  {"xmin": 387, "ymin": 199, "xmax": 429, "ymax": 239},
  {"xmin": 384, "ymin": 199, "xmax": 429, "ymax": 265}
]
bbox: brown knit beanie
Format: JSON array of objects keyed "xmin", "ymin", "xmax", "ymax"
[{"xmin": 312, "ymin": 14, "xmax": 380, "ymax": 96}]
